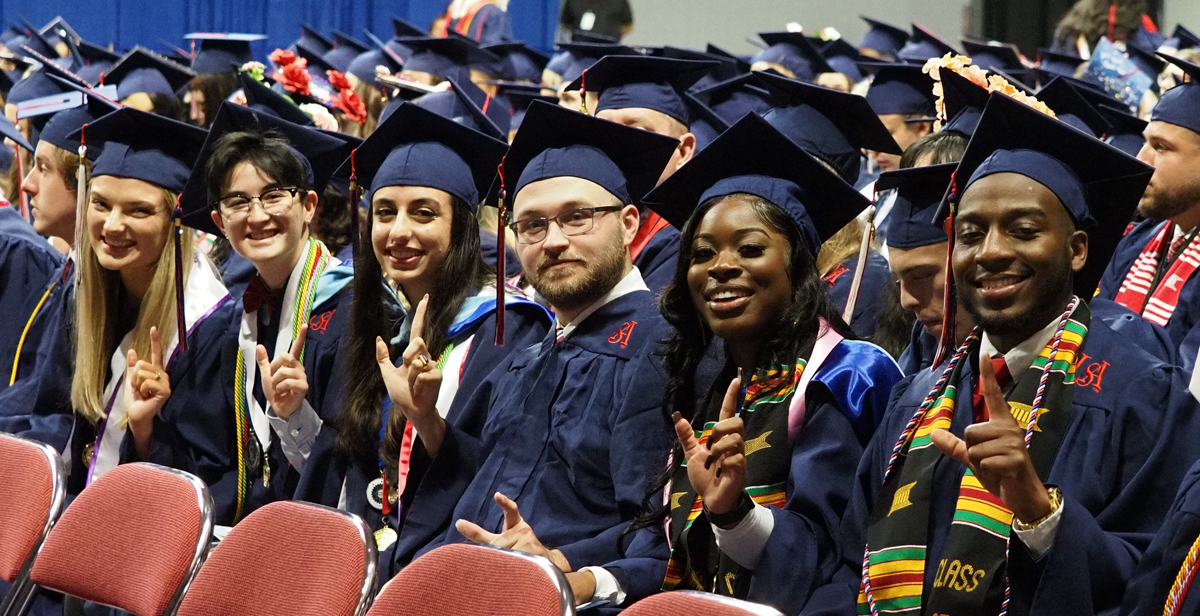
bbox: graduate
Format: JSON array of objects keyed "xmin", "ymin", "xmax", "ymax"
[
  {"xmin": 858, "ymin": 17, "xmax": 910, "ymax": 62},
  {"xmin": 748, "ymin": 31, "xmax": 833, "ymax": 83},
  {"xmin": 292, "ymin": 100, "xmax": 550, "ymax": 567},
  {"xmin": 803, "ymin": 91, "xmax": 1200, "ymax": 616},
  {"xmin": 388, "ymin": 101, "xmax": 680, "ymax": 581},
  {"xmin": 1098, "ymin": 54, "xmax": 1200, "ymax": 371},
  {"xmin": 895, "ymin": 23, "xmax": 959, "ymax": 64},
  {"xmin": 1120, "ymin": 456, "xmax": 1200, "ymax": 615},
  {"xmin": 561, "ymin": 55, "xmax": 716, "ymax": 294},
  {"xmin": 569, "ymin": 111, "xmax": 903, "ymax": 613},
  {"xmin": 101, "ymin": 47, "xmax": 194, "ymax": 120},
  {"xmin": 185, "ymin": 33, "xmax": 265, "ymax": 127},
  {"xmin": 862, "ymin": 63, "xmax": 936, "ymax": 174}
]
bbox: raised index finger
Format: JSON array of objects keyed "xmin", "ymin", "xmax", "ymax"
[
  {"xmin": 718, "ymin": 375, "xmax": 743, "ymax": 422},
  {"xmin": 410, "ymin": 294, "xmax": 430, "ymax": 343},
  {"xmin": 149, "ymin": 326, "xmax": 163, "ymax": 368}
]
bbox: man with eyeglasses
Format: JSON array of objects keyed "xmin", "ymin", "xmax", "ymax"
[{"xmin": 384, "ymin": 102, "xmax": 679, "ymax": 603}]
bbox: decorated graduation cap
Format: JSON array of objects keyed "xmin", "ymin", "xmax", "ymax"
[
  {"xmin": 683, "ymin": 90, "xmax": 728, "ymax": 151},
  {"xmin": 897, "ymin": 24, "xmax": 958, "ymax": 64},
  {"xmin": 642, "ymin": 111, "xmax": 870, "ymax": 257},
  {"xmin": 755, "ymin": 70, "xmax": 901, "ymax": 183},
  {"xmin": 879, "ymin": 162, "xmax": 955, "ymax": 249},
  {"xmin": 565, "ymin": 55, "xmax": 718, "ymax": 125},
  {"xmin": 1165, "ymin": 24, "xmax": 1200, "ymax": 50},
  {"xmin": 864, "ymin": 62, "xmax": 937, "ymax": 118},
  {"xmin": 180, "ymin": 101, "xmax": 355, "ymax": 235},
  {"xmin": 939, "ymin": 68, "xmax": 989, "ymax": 136},
  {"xmin": 1080, "ymin": 37, "xmax": 1152, "ymax": 111},
  {"xmin": 238, "ymin": 72, "xmax": 315, "ymax": 127},
  {"xmin": 859, "ymin": 16, "xmax": 910, "ymax": 59},
  {"xmin": 750, "ymin": 31, "xmax": 834, "ymax": 82},
  {"xmin": 103, "ymin": 47, "xmax": 195, "ymax": 100},
  {"xmin": 186, "ymin": 33, "xmax": 265, "ymax": 74},
  {"xmin": 18, "ymin": 76, "xmax": 120, "ymax": 152},
  {"xmin": 483, "ymin": 41, "xmax": 550, "ymax": 83},
  {"xmin": 692, "ymin": 72, "xmax": 777, "ymax": 124},
  {"xmin": 1098, "ymin": 104, "xmax": 1148, "ymax": 157},
  {"xmin": 296, "ymin": 24, "xmax": 334, "ymax": 54},
  {"xmin": 415, "ymin": 77, "xmax": 509, "ymax": 140},
  {"xmin": 324, "ymin": 32, "xmax": 370, "ymax": 74},
  {"xmin": 1151, "ymin": 52, "xmax": 1200, "ymax": 136},
  {"xmin": 1034, "ymin": 76, "xmax": 1111, "ymax": 137},
  {"xmin": 820, "ymin": 39, "xmax": 868, "ymax": 82},
  {"xmin": 398, "ymin": 36, "xmax": 499, "ymax": 86}
]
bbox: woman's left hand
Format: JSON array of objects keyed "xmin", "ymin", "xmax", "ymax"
[{"xmin": 675, "ymin": 376, "xmax": 748, "ymax": 516}]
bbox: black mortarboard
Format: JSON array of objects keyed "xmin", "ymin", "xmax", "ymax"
[
  {"xmin": 504, "ymin": 100, "xmax": 678, "ymax": 206},
  {"xmin": 17, "ymin": 19, "xmax": 58, "ymax": 61},
  {"xmin": 553, "ymin": 42, "xmax": 638, "ymax": 84},
  {"xmin": 821, "ymin": 39, "xmax": 868, "ymax": 82},
  {"xmin": 77, "ymin": 40, "xmax": 122, "ymax": 82},
  {"xmin": 1034, "ymin": 76, "xmax": 1111, "ymax": 137},
  {"xmin": 40, "ymin": 17, "xmax": 79, "ymax": 47},
  {"xmin": 399, "ymin": 36, "xmax": 499, "ymax": 86},
  {"xmin": 1127, "ymin": 43, "xmax": 1166, "ymax": 88},
  {"xmin": 863, "ymin": 62, "xmax": 937, "ymax": 117},
  {"xmin": 691, "ymin": 72, "xmax": 777, "ymax": 124},
  {"xmin": 879, "ymin": 162, "xmax": 955, "ymax": 249},
  {"xmin": 1165, "ymin": 24, "xmax": 1200, "ymax": 51},
  {"xmin": 570, "ymin": 30, "xmax": 618, "ymax": 44},
  {"xmin": 482, "ymin": 41, "xmax": 550, "ymax": 82},
  {"xmin": 1035, "ymin": 48, "xmax": 1084, "ymax": 85},
  {"xmin": 238, "ymin": 73, "xmax": 314, "ymax": 127},
  {"xmin": 180, "ymin": 101, "xmax": 354, "ymax": 235},
  {"xmin": 71, "ymin": 107, "xmax": 207, "ymax": 193},
  {"xmin": 1151, "ymin": 52, "xmax": 1200, "ymax": 136},
  {"xmin": 565, "ymin": 55, "xmax": 717, "ymax": 125},
  {"xmin": 937, "ymin": 91, "xmax": 1154, "ymax": 296},
  {"xmin": 660, "ymin": 46, "xmax": 746, "ymax": 92},
  {"xmin": 186, "ymin": 33, "xmax": 265, "ymax": 74},
  {"xmin": 344, "ymin": 100, "xmax": 508, "ymax": 207},
  {"xmin": 643, "ymin": 112, "xmax": 870, "ymax": 255},
  {"xmin": 1098, "ymin": 104, "xmax": 1148, "ymax": 157},
  {"xmin": 897, "ymin": 24, "xmax": 959, "ymax": 63},
  {"xmin": 499, "ymin": 85, "xmax": 558, "ymax": 134},
  {"xmin": 296, "ymin": 24, "xmax": 334, "ymax": 54},
  {"xmin": 750, "ymin": 31, "xmax": 834, "ymax": 81},
  {"xmin": 859, "ymin": 17, "xmax": 909, "ymax": 59},
  {"xmin": 6, "ymin": 50, "xmax": 91, "ymax": 105},
  {"xmin": 362, "ymin": 31, "xmax": 410, "ymax": 71},
  {"xmin": 415, "ymin": 77, "xmax": 509, "ymax": 140},
  {"xmin": 755, "ymin": 70, "xmax": 900, "ymax": 183},
  {"xmin": 939, "ymin": 68, "xmax": 989, "ymax": 136},
  {"xmin": 103, "ymin": 47, "xmax": 195, "ymax": 99},
  {"xmin": 324, "ymin": 32, "xmax": 369, "ymax": 74},
  {"xmin": 682, "ymin": 91, "xmax": 728, "ymax": 151}
]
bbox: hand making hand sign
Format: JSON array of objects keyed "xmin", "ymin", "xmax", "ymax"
[
  {"xmin": 674, "ymin": 375, "xmax": 748, "ymax": 517},
  {"xmin": 126, "ymin": 326, "xmax": 171, "ymax": 459},
  {"xmin": 376, "ymin": 294, "xmax": 447, "ymax": 455},
  {"xmin": 456, "ymin": 492, "xmax": 573, "ymax": 573},
  {"xmin": 256, "ymin": 324, "xmax": 309, "ymax": 419}
]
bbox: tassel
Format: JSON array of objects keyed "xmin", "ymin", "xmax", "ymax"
[
  {"xmin": 1107, "ymin": 3, "xmax": 1117, "ymax": 42},
  {"xmin": 75, "ymin": 126, "xmax": 88, "ymax": 257},
  {"xmin": 579, "ymin": 69, "xmax": 589, "ymax": 115},
  {"xmin": 842, "ymin": 206, "xmax": 876, "ymax": 326},
  {"xmin": 495, "ymin": 158, "xmax": 508, "ymax": 346},
  {"xmin": 348, "ymin": 149, "xmax": 361, "ymax": 246},
  {"xmin": 933, "ymin": 172, "xmax": 960, "ymax": 367},
  {"xmin": 173, "ymin": 197, "xmax": 187, "ymax": 353},
  {"xmin": 15, "ymin": 142, "xmax": 26, "ymax": 221}
]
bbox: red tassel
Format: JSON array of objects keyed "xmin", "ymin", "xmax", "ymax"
[
  {"xmin": 1108, "ymin": 3, "xmax": 1117, "ymax": 41},
  {"xmin": 495, "ymin": 158, "xmax": 507, "ymax": 346},
  {"xmin": 579, "ymin": 69, "xmax": 589, "ymax": 115}
]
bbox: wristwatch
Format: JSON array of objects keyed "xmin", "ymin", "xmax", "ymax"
[
  {"xmin": 1013, "ymin": 486, "xmax": 1063, "ymax": 531},
  {"xmin": 705, "ymin": 491, "xmax": 755, "ymax": 530}
]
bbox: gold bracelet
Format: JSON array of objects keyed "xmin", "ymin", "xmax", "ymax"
[{"xmin": 1013, "ymin": 486, "xmax": 1063, "ymax": 531}]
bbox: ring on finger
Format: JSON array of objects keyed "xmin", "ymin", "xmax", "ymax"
[{"xmin": 155, "ymin": 370, "xmax": 162, "ymax": 380}]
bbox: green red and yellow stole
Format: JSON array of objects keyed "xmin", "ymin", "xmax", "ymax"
[
  {"xmin": 232, "ymin": 238, "xmax": 331, "ymax": 523},
  {"xmin": 662, "ymin": 343, "xmax": 813, "ymax": 597},
  {"xmin": 858, "ymin": 299, "xmax": 1089, "ymax": 616}
]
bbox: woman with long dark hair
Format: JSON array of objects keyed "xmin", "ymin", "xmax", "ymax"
[
  {"xmin": 567, "ymin": 114, "xmax": 903, "ymax": 613},
  {"xmin": 293, "ymin": 101, "xmax": 550, "ymax": 570}
]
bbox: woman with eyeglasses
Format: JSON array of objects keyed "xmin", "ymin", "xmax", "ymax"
[{"xmin": 292, "ymin": 102, "xmax": 550, "ymax": 569}]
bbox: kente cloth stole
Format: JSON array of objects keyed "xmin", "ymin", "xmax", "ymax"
[
  {"xmin": 662, "ymin": 339, "xmax": 814, "ymax": 597},
  {"xmin": 1114, "ymin": 223, "xmax": 1200, "ymax": 326},
  {"xmin": 858, "ymin": 301, "xmax": 1089, "ymax": 616}
]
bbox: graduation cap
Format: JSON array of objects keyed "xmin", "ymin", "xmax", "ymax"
[
  {"xmin": 0, "ymin": 112, "xmax": 32, "ymax": 152},
  {"xmin": 70, "ymin": 106, "xmax": 207, "ymax": 193},
  {"xmin": 878, "ymin": 162, "xmax": 955, "ymax": 249},
  {"xmin": 755, "ymin": 70, "xmax": 901, "ymax": 183},
  {"xmin": 643, "ymin": 111, "xmax": 870, "ymax": 255},
  {"xmin": 1033, "ymin": 76, "xmax": 1111, "ymax": 137},
  {"xmin": 414, "ymin": 77, "xmax": 509, "ymax": 140},
  {"xmin": 324, "ymin": 32, "xmax": 370, "ymax": 74},
  {"xmin": 483, "ymin": 41, "xmax": 550, "ymax": 83},
  {"xmin": 103, "ymin": 47, "xmax": 196, "ymax": 100},
  {"xmin": 552, "ymin": 41, "xmax": 638, "ymax": 84},
  {"xmin": 863, "ymin": 62, "xmax": 937, "ymax": 117},
  {"xmin": 1079, "ymin": 37, "xmax": 1152, "ymax": 111},
  {"xmin": 691, "ymin": 72, "xmax": 777, "ymax": 125},
  {"xmin": 564, "ymin": 55, "xmax": 718, "ymax": 125},
  {"xmin": 398, "ymin": 36, "xmax": 500, "ymax": 86},
  {"xmin": 897, "ymin": 24, "xmax": 959, "ymax": 64},
  {"xmin": 682, "ymin": 91, "xmax": 728, "ymax": 151},
  {"xmin": 296, "ymin": 24, "xmax": 334, "ymax": 54},
  {"xmin": 6, "ymin": 52, "xmax": 91, "ymax": 105},
  {"xmin": 293, "ymin": 41, "xmax": 338, "ymax": 81},
  {"xmin": 238, "ymin": 72, "xmax": 314, "ymax": 127},
  {"xmin": 961, "ymin": 39, "xmax": 1027, "ymax": 76},
  {"xmin": 362, "ymin": 30, "xmax": 410, "ymax": 70},
  {"xmin": 939, "ymin": 69, "xmax": 989, "ymax": 136},
  {"xmin": 821, "ymin": 39, "xmax": 868, "ymax": 82},
  {"xmin": 570, "ymin": 30, "xmax": 618, "ymax": 44},
  {"xmin": 504, "ymin": 100, "xmax": 678, "ymax": 208},
  {"xmin": 17, "ymin": 19, "xmax": 59, "ymax": 60},
  {"xmin": 660, "ymin": 46, "xmax": 746, "ymax": 92},
  {"xmin": 347, "ymin": 48, "xmax": 400, "ymax": 85},
  {"xmin": 18, "ymin": 76, "xmax": 120, "ymax": 153},
  {"xmin": 392, "ymin": 17, "xmax": 427, "ymax": 39},
  {"xmin": 1126, "ymin": 43, "xmax": 1166, "ymax": 89},
  {"xmin": 77, "ymin": 40, "xmax": 121, "ymax": 71},
  {"xmin": 859, "ymin": 16, "xmax": 909, "ymax": 59},
  {"xmin": 1035, "ymin": 48, "xmax": 1084, "ymax": 86},
  {"xmin": 186, "ymin": 33, "xmax": 265, "ymax": 74},
  {"xmin": 750, "ymin": 31, "xmax": 834, "ymax": 82},
  {"xmin": 1151, "ymin": 52, "xmax": 1200, "ymax": 136},
  {"xmin": 180, "ymin": 101, "xmax": 355, "ymax": 235},
  {"xmin": 936, "ymin": 91, "xmax": 1153, "ymax": 298},
  {"xmin": 0, "ymin": 24, "xmax": 25, "ymax": 47},
  {"xmin": 1098, "ymin": 104, "xmax": 1148, "ymax": 157},
  {"xmin": 345, "ymin": 100, "xmax": 508, "ymax": 208},
  {"xmin": 1165, "ymin": 24, "xmax": 1200, "ymax": 51},
  {"xmin": 39, "ymin": 17, "xmax": 79, "ymax": 46},
  {"xmin": 502, "ymin": 86, "xmax": 558, "ymax": 134}
]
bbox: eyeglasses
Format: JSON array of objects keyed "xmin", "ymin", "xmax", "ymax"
[
  {"xmin": 508, "ymin": 206, "xmax": 623, "ymax": 244},
  {"xmin": 215, "ymin": 187, "xmax": 301, "ymax": 219}
]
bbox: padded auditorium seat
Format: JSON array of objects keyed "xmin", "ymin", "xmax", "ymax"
[
  {"xmin": 0, "ymin": 433, "xmax": 67, "ymax": 616},
  {"xmin": 622, "ymin": 591, "xmax": 786, "ymax": 616}
]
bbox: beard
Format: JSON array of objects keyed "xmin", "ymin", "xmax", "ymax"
[
  {"xmin": 527, "ymin": 229, "xmax": 627, "ymax": 315},
  {"xmin": 961, "ymin": 259, "xmax": 1074, "ymax": 345},
  {"xmin": 1137, "ymin": 175, "xmax": 1200, "ymax": 222}
]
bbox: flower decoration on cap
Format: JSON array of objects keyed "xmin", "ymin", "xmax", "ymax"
[
  {"xmin": 269, "ymin": 48, "xmax": 312, "ymax": 96},
  {"xmin": 326, "ymin": 69, "xmax": 366, "ymax": 124},
  {"xmin": 239, "ymin": 61, "xmax": 265, "ymax": 82},
  {"xmin": 923, "ymin": 53, "xmax": 1055, "ymax": 129}
]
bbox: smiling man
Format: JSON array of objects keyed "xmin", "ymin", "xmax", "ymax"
[
  {"xmin": 801, "ymin": 92, "xmax": 1200, "ymax": 616},
  {"xmin": 1098, "ymin": 54, "xmax": 1200, "ymax": 370}
]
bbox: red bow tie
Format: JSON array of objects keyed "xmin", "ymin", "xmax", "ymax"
[{"xmin": 243, "ymin": 275, "xmax": 283, "ymax": 317}]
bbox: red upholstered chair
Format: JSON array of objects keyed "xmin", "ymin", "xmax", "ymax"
[
  {"xmin": 622, "ymin": 591, "xmax": 785, "ymax": 615},
  {"xmin": 367, "ymin": 542, "xmax": 573, "ymax": 616},
  {"xmin": 28, "ymin": 462, "xmax": 213, "ymax": 616},
  {"xmin": 175, "ymin": 501, "xmax": 376, "ymax": 616},
  {"xmin": 0, "ymin": 434, "xmax": 67, "ymax": 616}
]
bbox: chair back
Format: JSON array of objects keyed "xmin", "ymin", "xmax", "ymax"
[
  {"xmin": 621, "ymin": 590, "xmax": 786, "ymax": 616},
  {"xmin": 0, "ymin": 434, "xmax": 67, "ymax": 616}
]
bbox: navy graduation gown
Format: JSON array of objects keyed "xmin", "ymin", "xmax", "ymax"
[
  {"xmin": 634, "ymin": 224, "xmax": 680, "ymax": 297},
  {"xmin": 801, "ymin": 311, "xmax": 1200, "ymax": 616},
  {"xmin": 0, "ymin": 207, "xmax": 64, "ymax": 394},
  {"xmin": 897, "ymin": 321, "xmax": 938, "ymax": 376},
  {"xmin": 824, "ymin": 251, "xmax": 892, "ymax": 340},
  {"xmin": 1120, "ymin": 460, "xmax": 1200, "ymax": 616},
  {"xmin": 601, "ymin": 340, "xmax": 903, "ymax": 612},
  {"xmin": 413, "ymin": 290, "xmax": 675, "ymax": 572}
]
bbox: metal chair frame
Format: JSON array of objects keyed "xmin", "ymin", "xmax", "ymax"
[{"xmin": 0, "ymin": 434, "xmax": 67, "ymax": 616}]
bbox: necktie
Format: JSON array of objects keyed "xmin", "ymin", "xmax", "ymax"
[
  {"xmin": 1168, "ymin": 232, "xmax": 1188, "ymax": 263},
  {"xmin": 243, "ymin": 275, "xmax": 284, "ymax": 317},
  {"xmin": 973, "ymin": 356, "xmax": 1013, "ymax": 423},
  {"xmin": 555, "ymin": 326, "xmax": 565, "ymax": 344}
]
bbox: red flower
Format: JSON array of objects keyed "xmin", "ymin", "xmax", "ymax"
[
  {"xmin": 333, "ymin": 90, "xmax": 367, "ymax": 124},
  {"xmin": 326, "ymin": 70, "xmax": 352, "ymax": 92},
  {"xmin": 269, "ymin": 48, "xmax": 298, "ymax": 66},
  {"xmin": 275, "ymin": 63, "xmax": 312, "ymax": 96}
]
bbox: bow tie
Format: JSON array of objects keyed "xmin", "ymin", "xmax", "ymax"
[{"xmin": 243, "ymin": 275, "xmax": 284, "ymax": 317}]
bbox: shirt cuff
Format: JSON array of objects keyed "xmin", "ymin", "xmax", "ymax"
[
  {"xmin": 267, "ymin": 399, "xmax": 321, "ymax": 472},
  {"xmin": 580, "ymin": 566, "xmax": 626, "ymax": 606},
  {"xmin": 1012, "ymin": 497, "xmax": 1064, "ymax": 559},
  {"xmin": 713, "ymin": 502, "xmax": 775, "ymax": 570}
]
